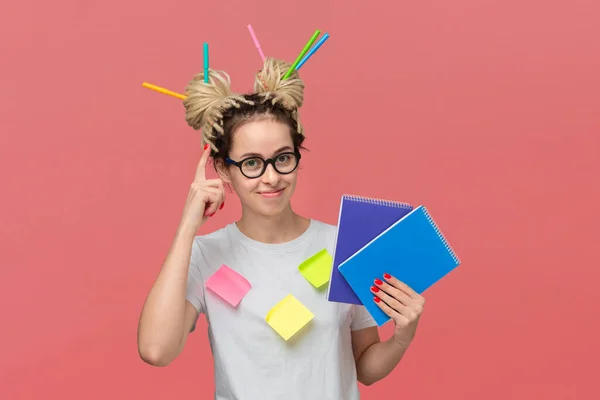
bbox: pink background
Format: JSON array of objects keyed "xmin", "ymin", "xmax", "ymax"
[{"xmin": 2, "ymin": 0, "xmax": 599, "ymax": 398}]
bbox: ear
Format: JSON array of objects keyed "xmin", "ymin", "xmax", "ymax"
[{"xmin": 214, "ymin": 159, "xmax": 232, "ymax": 184}]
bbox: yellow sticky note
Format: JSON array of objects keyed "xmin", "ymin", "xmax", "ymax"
[
  {"xmin": 265, "ymin": 294, "xmax": 314, "ymax": 341},
  {"xmin": 298, "ymin": 249, "xmax": 333, "ymax": 288}
]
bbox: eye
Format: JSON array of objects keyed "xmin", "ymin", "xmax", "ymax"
[
  {"xmin": 242, "ymin": 158, "xmax": 263, "ymax": 170},
  {"xmin": 276, "ymin": 154, "xmax": 291, "ymax": 163}
]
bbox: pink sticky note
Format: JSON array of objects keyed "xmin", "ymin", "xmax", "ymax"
[{"xmin": 205, "ymin": 265, "xmax": 251, "ymax": 307}]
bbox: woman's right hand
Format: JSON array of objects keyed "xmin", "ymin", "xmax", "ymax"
[{"xmin": 180, "ymin": 144, "xmax": 225, "ymax": 231}]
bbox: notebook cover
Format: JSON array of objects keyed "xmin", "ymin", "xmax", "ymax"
[
  {"xmin": 337, "ymin": 206, "xmax": 461, "ymax": 325},
  {"xmin": 326, "ymin": 194, "xmax": 413, "ymax": 305}
]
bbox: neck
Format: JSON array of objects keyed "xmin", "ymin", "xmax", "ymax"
[{"xmin": 236, "ymin": 203, "xmax": 310, "ymax": 244}]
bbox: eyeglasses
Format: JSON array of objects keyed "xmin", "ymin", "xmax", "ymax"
[{"xmin": 225, "ymin": 151, "xmax": 301, "ymax": 179}]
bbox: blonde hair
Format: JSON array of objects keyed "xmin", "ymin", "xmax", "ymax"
[{"xmin": 183, "ymin": 57, "xmax": 305, "ymax": 155}]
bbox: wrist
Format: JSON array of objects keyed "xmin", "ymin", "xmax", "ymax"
[
  {"xmin": 176, "ymin": 220, "xmax": 200, "ymax": 239},
  {"xmin": 389, "ymin": 334, "xmax": 412, "ymax": 352}
]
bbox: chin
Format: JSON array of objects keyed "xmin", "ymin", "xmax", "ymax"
[{"xmin": 257, "ymin": 206, "xmax": 287, "ymax": 217}]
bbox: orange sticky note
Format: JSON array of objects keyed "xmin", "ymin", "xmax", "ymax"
[{"xmin": 205, "ymin": 265, "xmax": 251, "ymax": 307}]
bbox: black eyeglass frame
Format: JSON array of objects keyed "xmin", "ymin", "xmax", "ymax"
[{"xmin": 225, "ymin": 150, "xmax": 302, "ymax": 179}]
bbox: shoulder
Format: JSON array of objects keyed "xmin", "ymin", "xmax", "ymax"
[
  {"xmin": 191, "ymin": 224, "xmax": 235, "ymax": 259},
  {"xmin": 307, "ymin": 219, "xmax": 338, "ymax": 250},
  {"xmin": 310, "ymin": 219, "xmax": 337, "ymax": 236},
  {"xmin": 188, "ymin": 224, "xmax": 241, "ymax": 281},
  {"xmin": 193, "ymin": 224, "xmax": 230, "ymax": 244}
]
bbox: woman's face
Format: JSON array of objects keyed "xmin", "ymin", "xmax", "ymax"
[{"xmin": 218, "ymin": 119, "xmax": 300, "ymax": 217}]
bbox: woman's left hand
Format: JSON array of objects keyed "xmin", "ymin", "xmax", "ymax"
[{"xmin": 371, "ymin": 273, "xmax": 425, "ymax": 349}]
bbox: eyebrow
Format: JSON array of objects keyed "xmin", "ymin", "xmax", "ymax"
[{"xmin": 238, "ymin": 146, "xmax": 294, "ymax": 159}]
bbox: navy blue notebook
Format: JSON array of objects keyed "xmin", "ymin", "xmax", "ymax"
[
  {"xmin": 326, "ymin": 194, "xmax": 413, "ymax": 305},
  {"xmin": 338, "ymin": 205, "xmax": 461, "ymax": 326}
]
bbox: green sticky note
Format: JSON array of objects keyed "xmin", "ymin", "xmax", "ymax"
[{"xmin": 298, "ymin": 249, "xmax": 333, "ymax": 288}]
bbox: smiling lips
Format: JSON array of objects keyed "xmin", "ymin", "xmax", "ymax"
[{"xmin": 259, "ymin": 188, "xmax": 284, "ymax": 198}]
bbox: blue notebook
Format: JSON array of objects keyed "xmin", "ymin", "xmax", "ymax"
[
  {"xmin": 327, "ymin": 194, "xmax": 413, "ymax": 305},
  {"xmin": 337, "ymin": 205, "xmax": 461, "ymax": 326}
]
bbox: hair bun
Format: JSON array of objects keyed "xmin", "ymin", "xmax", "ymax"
[
  {"xmin": 183, "ymin": 70, "xmax": 233, "ymax": 130},
  {"xmin": 254, "ymin": 57, "xmax": 304, "ymax": 110},
  {"xmin": 183, "ymin": 70, "xmax": 254, "ymax": 149}
]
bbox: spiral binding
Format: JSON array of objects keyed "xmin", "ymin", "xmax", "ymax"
[
  {"xmin": 342, "ymin": 194, "xmax": 412, "ymax": 209},
  {"xmin": 421, "ymin": 206, "xmax": 461, "ymax": 265}
]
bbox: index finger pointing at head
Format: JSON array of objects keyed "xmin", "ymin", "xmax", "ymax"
[{"xmin": 194, "ymin": 143, "xmax": 211, "ymax": 182}]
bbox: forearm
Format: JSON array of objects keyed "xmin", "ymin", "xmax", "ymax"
[
  {"xmin": 355, "ymin": 337, "xmax": 408, "ymax": 386},
  {"xmin": 137, "ymin": 222, "xmax": 197, "ymax": 363}
]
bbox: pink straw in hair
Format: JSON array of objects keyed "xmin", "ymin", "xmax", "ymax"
[{"xmin": 247, "ymin": 24, "xmax": 265, "ymax": 61}]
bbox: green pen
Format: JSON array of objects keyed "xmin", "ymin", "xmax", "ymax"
[{"xmin": 282, "ymin": 29, "xmax": 321, "ymax": 80}]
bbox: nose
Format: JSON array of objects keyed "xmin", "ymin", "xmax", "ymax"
[{"xmin": 261, "ymin": 163, "xmax": 280, "ymax": 185}]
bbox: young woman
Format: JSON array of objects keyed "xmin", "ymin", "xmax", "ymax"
[{"xmin": 137, "ymin": 58, "xmax": 426, "ymax": 399}]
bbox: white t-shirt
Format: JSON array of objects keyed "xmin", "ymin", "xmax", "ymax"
[{"xmin": 185, "ymin": 219, "xmax": 377, "ymax": 400}]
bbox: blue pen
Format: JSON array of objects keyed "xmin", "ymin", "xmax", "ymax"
[
  {"xmin": 203, "ymin": 43, "xmax": 209, "ymax": 83},
  {"xmin": 295, "ymin": 33, "xmax": 330, "ymax": 71}
]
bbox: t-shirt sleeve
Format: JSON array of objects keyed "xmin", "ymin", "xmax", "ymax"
[
  {"xmin": 185, "ymin": 238, "xmax": 207, "ymax": 331},
  {"xmin": 350, "ymin": 305, "xmax": 378, "ymax": 331}
]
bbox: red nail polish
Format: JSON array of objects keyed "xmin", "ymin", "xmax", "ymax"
[
  {"xmin": 374, "ymin": 297, "xmax": 381, "ymax": 303},
  {"xmin": 204, "ymin": 143, "xmax": 209, "ymax": 150},
  {"xmin": 371, "ymin": 286, "xmax": 379, "ymax": 292},
  {"xmin": 374, "ymin": 278, "xmax": 383, "ymax": 286},
  {"xmin": 209, "ymin": 212, "xmax": 215, "ymax": 217},
  {"xmin": 220, "ymin": 202, "xmax": 224, "ymax": 210},
  {"xmin": 384, "ymin": 273, "xmax": 391, "ymax": 279}
]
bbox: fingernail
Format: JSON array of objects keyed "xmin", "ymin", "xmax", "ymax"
[
  {"xmin": 220, "ymin": 202, "xmax": 224, "ymax": 210},
  {"xmin": 204, "ymin": 143, "xmax": 209, "ymax": 150},
  {"xmin": 384, "ymin": 273, "xmax": 391, "ymax": 279},
  {"xmin": 371, "ymin": 286, "xmax": 380, "ymax": 292},
  {"xmin": 209, "ymin": 212, "xmax": 215, "ymax": 217},
  {"xmin": 374, "ymin": 297, "xmax": 381, "ymax": 303},
  {"xmin": 374, "ymin": 278, "xmax": 383, "ymax": 286}
]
